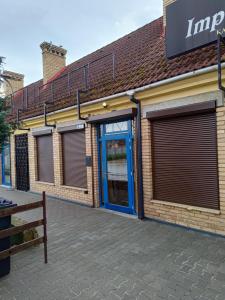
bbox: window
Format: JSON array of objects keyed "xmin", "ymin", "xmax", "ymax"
[
  {"xmin": 105, "ymin": 121, "xmax": 128, "ymax": 133},
  {"xmin": 62, "ymin": 130, "xmax": 87, "ymax": 188},
  {"xmin": 36, "ymin": 135, "xmax": 54, "ymax": 183},
  {"xmin": 151, "ymin": 111, "xmax": 219, "ymax": 210}
]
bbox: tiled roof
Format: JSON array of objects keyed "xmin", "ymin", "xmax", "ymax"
[{"xmin": 9, "ymin": 16, "xmax": 224, "ymax": 120}]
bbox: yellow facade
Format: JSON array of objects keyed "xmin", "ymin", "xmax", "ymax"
[{"xmin": 11, "ymin": 66, "xmax": 225, "ymax": 235}]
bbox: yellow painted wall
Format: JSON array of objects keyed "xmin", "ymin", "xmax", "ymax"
[{"xmin": 11, "ymin": 66, "xmax": 225, "ymax": 235}]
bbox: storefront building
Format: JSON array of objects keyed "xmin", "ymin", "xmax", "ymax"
[{"xmin": 6, "ymin": 0, "xmax": 225, "ymax": 235}]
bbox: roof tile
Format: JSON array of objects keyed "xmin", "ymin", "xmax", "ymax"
[{"xmin": 9, "ymin": 16, "xmax": 224, "ymax": 120}]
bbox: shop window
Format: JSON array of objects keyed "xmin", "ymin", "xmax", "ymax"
[
  {"xmin": 62, "ymin": 130, "xmax": 87, "ymax": 188},
  {"xmin": 36, "ymin": 135, "xmax": 54, "ymax": 183}
]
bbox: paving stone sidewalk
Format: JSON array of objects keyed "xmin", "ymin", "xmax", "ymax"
[{"xmin": 0, "ymin": 187, "xmax": 225, "ymax": 300}]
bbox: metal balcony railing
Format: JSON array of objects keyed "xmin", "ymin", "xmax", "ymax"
[{"xmin": 10, "ymin": 53, "xmax": 116, "ymax": 114}]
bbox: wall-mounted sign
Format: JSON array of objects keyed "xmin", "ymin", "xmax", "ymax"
[{"xmin": 166, "ymin": 0, "xmax": 225, "ymax": 59}]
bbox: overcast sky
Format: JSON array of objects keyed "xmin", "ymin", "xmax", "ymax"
[{"xmin": 1, "ymin": 0, "xmax": 162, "ymax": 85}]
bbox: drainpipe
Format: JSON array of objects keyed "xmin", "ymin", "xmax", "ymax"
[
  {"xmin": 129, "ymin": 92, "xmax": 144, "ymax": 220},
  {"xmin": 44, "ymin": 102, "xmax": 56, "ymax": 128},
  {"xmin": 16, "ymin": 109, "xmax": 30, "ymax": 131}
]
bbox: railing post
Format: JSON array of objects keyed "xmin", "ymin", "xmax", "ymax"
[
  {"xmin": 67, "ymin": 72, "xmax": 71, "ymax": 96},
  {"xmin": 51, "ymin": 82, "xmax": 54, "ymax": 102},
  {"xmin": 25, "ymin": 87, "xmax": 28, "ymax": 109},
  {"xmin": 38, "ymin": 86, "xmax": 40, "ymax": 103},
  {"xmin": 86, "ymin": 63, "xmax": 90, "ymax": 89},
  {"xmin": 42, "ymin": 191, "xmax": 48, "ymax": 264},
  {"xmin": 22, "ymin": 89, "xmax": 25, "ymax": 110},
  {"xmin": 112, "ymin": 53, "xmax": 115, "ymax": 80}
]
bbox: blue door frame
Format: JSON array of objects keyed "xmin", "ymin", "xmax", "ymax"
[
  {"xmin": 1, "ymin": 144, "xmax": 11, "ymax": 187},
  {"xmin": 98, "ymin": 120, "xmax": 135, "ymax": 215}
]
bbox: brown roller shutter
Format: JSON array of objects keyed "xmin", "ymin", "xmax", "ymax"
[
  {"xmin": 62, "ymin": 130, "xmax": 87, "ymax": 188},
  {"xmin": 151, "ymin": 111, "xmax": 219, "ymax": 210},
  {"xmin": 37, "ymin": 135, "xmax": 54, "ymax": 183}
]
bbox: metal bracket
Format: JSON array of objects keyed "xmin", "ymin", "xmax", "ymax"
[
  {"xmin": 44, "ymin": 102, "xmax": 56, "ymax": 128},
  {"xmin": 76, "ymin": 89, "xmax": 87, "ymax": 121},
  {"xmin": 16, "ymin": 109, "xmax": 30, "ymax": 131},
  {"xmin": 217, "ymin": 33, "xmax": 225, "ymax": 93}
]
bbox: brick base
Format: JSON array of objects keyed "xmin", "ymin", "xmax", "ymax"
[{"xmin": 10, "ymin": 105, "xmax": 225, "ymax": 235}]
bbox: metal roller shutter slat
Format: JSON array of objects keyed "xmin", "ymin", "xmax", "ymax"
[
  {"xmin": 152, "ymin": 111, "xmax": 219, "ymax": 210},
  {"xmin": 62, "ymin": 130, "xmax": 87, "ymax": 188},
  {"xmin": 37, "ymin": 135, "xmax": 54, "ymax": 183}
]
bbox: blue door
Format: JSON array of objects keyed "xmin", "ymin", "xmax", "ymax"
[
  {"xmin": 98, "ymin": 120, "xmax": 135, "ymax": 215},
  {"xmin": 2, "ymin": 144, "xmax": 11, "ymax": 187}
]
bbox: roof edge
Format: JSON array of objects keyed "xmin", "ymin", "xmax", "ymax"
[{"xmin": 21, "ymin": 62, "xmax": 225, "ymax": 123}]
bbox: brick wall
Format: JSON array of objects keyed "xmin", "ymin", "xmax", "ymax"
[
  {"xmin": 142, "ymin": 107, "xmax": 225, "ymax": 235},
  {"xmin": 3, "ymin": 71, "xmax": 24, "ymax": 96},
  {"xmin": 10, "ymin": 99, "xmax": 225, "ymax": 235},
  {"xmin": 91, "ymin": 125, "xmax": 100, "ymax": 208}
]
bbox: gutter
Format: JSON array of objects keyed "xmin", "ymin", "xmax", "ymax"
[
  {"xmin": 23, "ymin": 63, "xmax": 225, "ymax": 123},
  {"xmin": 16, "ymin": 109, "xmax": 30, "ymax": 131},
  {"xmin": 76, "ymin": 89, "xmax": 87, "ymax": 121}
]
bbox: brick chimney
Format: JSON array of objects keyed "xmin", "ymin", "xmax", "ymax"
[
  {"xmin": 2, "ymin": 70, "xmax": 24, "ymax": 96},
  {"xmin": 163, "ymin": 0, "xmax": 176, "ymax": 26},
  {"xmin": 40, "ymin": 42, "xmax": 67, "ymax": 84}
]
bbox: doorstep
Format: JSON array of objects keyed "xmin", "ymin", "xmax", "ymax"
[{"xmin": 97, "ymin": 207, "xmax": 138, "ymax": 219}]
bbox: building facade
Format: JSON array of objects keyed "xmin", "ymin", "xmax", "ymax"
[
  {"xmin": 0, "ymin": 69, "xmax": 24, "ymax": 189},
  {"xmin": 5, "ymin": 0, "xmax": 225, "ymax": 235}
]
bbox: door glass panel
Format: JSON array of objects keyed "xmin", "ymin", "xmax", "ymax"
[
  {"xmin": 3, "ymin": 146, "xmax": 11, "ymax": 185},
  {"xmin": 106, "ymin": 139, "xmax": 128, "ymax": 207},
  {"xmin": 105, "ymin": 121, "xmax": 128, "ymax": 134}
]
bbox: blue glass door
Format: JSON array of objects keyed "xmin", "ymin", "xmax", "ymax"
[
  {"xmin": 99, "ymin": 121, "xmax": 135, "ymax": 214},
  {"xmin": 2, "ymin": 144, "xmax": 11, "ymax": 187}
]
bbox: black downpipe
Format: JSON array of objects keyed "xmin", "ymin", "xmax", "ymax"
[
  {"xmin": 217, "ymin": 34, "xmax": 225, "ymax": 93},
  {"xmin": 16, "ymin": 109, "xmax": 30, "ymax": 131},
  {"xmin": 44, "ymin": 102, "xmax": 56, "ymax": 128},
  {"xmin": 130, "ymin": 94, "xmax": 144, "ymax": 220}
]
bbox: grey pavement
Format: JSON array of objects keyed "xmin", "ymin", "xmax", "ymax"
[{"xmin": 0, "ymin": 187, "xmax": 225, "ymax": 300}]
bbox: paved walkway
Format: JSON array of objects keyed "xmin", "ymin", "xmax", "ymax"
[{"xmin": 0, "ymin": 188, "xmax": 225, "ymax": 300}]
